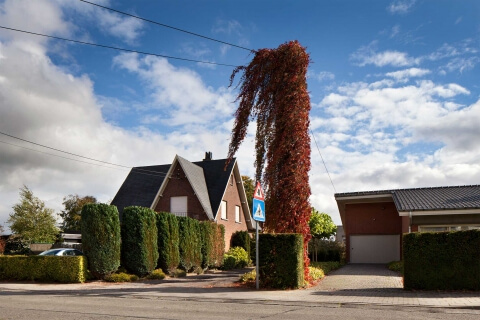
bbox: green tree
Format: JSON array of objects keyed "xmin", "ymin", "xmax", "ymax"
[
  {"xmin": 308, "ymin": 209, "xmax": 337, "ymax": 262},
  {"xmin": 7, "ymin": 185, "xmax": 59, "ymax": 243},
  {"xmin": 60, "ymin": 194, "xmax": 97, "ymax": 231},
  {"xmin": 241, "ymin": 175, "xmax": 255, "ymax": 213}
]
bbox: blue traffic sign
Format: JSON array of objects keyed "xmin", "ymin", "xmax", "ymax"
[{"xmin": 252, "ymin": 182, "xmax": 265, "ymax": 222}]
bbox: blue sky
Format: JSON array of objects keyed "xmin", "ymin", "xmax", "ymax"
[{"xmin": 0, "ymin": 0, "xmax": 479, "ymax": 231}]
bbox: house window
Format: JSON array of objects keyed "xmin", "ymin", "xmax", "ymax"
[
  {"xmin": 419, "ymin": 225, "xmax": 480, "ymax": 232},
  {"xmin": 235, "ymin": 205, "xmax": 241, "ymax": 223},
  {"xmin": 221, "ymin": 200, "xmax": 227, "ymax": 220},
  {"xmin": 170, "ymin": 196, "xmax": 187, "ymax": 217}
]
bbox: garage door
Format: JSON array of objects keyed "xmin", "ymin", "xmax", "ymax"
[{"xmin": 350, "ymin": 235, "xmax": 400, "ymax": 263}]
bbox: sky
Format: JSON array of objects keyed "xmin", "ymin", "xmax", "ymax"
[{"xmin": 0, "ymin": 0, "xmax": 479, "ymax": 233}]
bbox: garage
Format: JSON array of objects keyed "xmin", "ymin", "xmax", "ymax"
[{"xmin": 350, "ymin": 235, "xmax": 400, "ymax": 264}]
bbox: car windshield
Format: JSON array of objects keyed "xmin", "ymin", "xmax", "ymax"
[{"xmin": 39, "ymin": 249, "xmax": 63, "ymax": 256}]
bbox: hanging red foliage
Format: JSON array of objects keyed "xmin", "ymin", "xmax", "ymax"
[{"xmin": 226, "ymin": 41, "xmax": 312, "ymax": 279}]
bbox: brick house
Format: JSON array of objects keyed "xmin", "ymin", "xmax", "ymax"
[
  {"xmin": 111, "ymin": 152, "xmax": 255, "ymax": 250},
  {"xmin": 335, "ymin": 185, "xmax": 480, "ymax": 263}
]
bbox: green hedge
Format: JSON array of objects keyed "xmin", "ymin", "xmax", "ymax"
[
  {"xmin": 223, "ymin": 247, "xmax": 249, "ymax": 270},
  {"xmin": 258, "ymin": 233, "xmax": 304, "ymax": 289},
  {"xmin": 177, "ymin": 216, "xmax": 202, "ymax": 271},
  {"xmin": 230, "ymin": 231, "xmax": 251, "ymax": 258},
  {"xmin": 81, "ymin": 203, "xmax": 121, "ymax": 279},
  {"xmin": 121, "ymin": 206, "xmax": 159, "ymax": 277},
  {"xmin": 0, "ymin": 255, "xmax": 88, "ymax": 283},
  {"xmin": 200, "ymin": 221, "xmax": 225, "ymax": 269},
  {"xmin": 156, "ymin": 212, "xmax": 180, "ymax": 273},
  {"xmin": 403, "ymin": 230, "xmax": 480, "ymax": 290}
]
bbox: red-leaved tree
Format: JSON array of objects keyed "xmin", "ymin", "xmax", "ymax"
[{"xmin": 226, "ymin": 41, "xmax": 312, "ymax": 278}]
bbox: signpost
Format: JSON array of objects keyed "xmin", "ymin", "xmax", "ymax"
[{"xmin": 252, "ymin": 181, "xmax": 265, "ymax": 290}]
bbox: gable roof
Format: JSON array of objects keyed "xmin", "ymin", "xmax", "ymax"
[
  {"xmin": 111, "ymin": 164, "xmax": 171, "ymax": 218},
  {"xmin": 177, "ymin": 156, "xmax": 214, "ymax": 220},
  {"xmin": 335, "ymin": 185, "xmax": 480, "ymax": 216}
]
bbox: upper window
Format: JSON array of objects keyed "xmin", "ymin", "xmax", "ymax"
[
  {"xmin": 170, "ymin": 196, "xmax": 188, "ymax": 217},
  {"xmin": 235, "ymin": 205, "xmax": 241, "ymax": 223},
  {"xmin": 221, "ymin": 200, "xmax": 227, "ymax": 220}
]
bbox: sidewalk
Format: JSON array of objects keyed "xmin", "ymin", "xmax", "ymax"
[{"xmin": 1, "ymin": 268, "xmax": 479, "ymax": 310}]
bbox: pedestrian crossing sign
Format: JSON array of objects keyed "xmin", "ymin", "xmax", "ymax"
[{"xmin": 252, "ymin": 182, "xmax": 265, "ymax": 222}]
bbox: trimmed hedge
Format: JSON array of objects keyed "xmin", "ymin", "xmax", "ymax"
[
  {"xmin": 81, "ymin": 203, "xmax": 121, "ymax": 279},
  {"xmin": 230, "ymin": 231, "xmax": 251, "ymax": 258},
  {"xmin": 403, "ymin": 230, "xmax": 480, "ymax": 290},
  {"xmin": 121, "ymin": 206, "xmax": 159, "ymax": 277},
  {"xmin": 0, "ymin": 255, "xmax": 88, "ymax": 283},
  {"xmin": 177, "ymin": 216, "xmax": 202, "ymax": 271},
  {"xmin": 156, "ymin": 212, "xmax": 180, "ymax": 273},
  {"xmin": 258, "ymin": 233, "xmax": 304, "ymax": 289},
  {"xmin": 200, "ymin": 221, "xmax": 225, "ymax": 269}
]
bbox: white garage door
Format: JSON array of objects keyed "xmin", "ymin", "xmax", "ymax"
[{"xmin": 350, "ymin": 235, "xmax": 400, "ymax": 264}]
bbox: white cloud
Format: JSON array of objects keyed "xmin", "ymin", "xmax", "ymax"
[
  {"xmin": 310, "ymin": 71, "xmax": 335, "ymax": 82},
  {"xmin": 351, "ymin": 42, "xmax": 419, "ymax": 67},
  {"xmin": 385, "ymin": 68, "xmax": 430, "ymax": 81},
  {"xmin": 387, "ymin": 0, "xmax": 416, "ymax": 14}
]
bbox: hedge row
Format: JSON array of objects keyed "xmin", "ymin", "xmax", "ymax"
[
  {"xmin": 156, "ymin": 213, "xmax": 225, "ymax": 273},
  {"xmin": 403, "ymin": 230, "xmax": 480, "ymax": 290},
  {"xmin": 81, "ymin": 204, "xmax": 121, "ymax": 279},
  {"xmin": 258, "ymin": 233, "xmax": 304, "ymax": 289},
  {"xmin": 230, "ymin": 231, "xmax": 251, "ymax": 258},
  {"xmin": 121, "ymin": 207, "xmax": 159, "ymax": 277},
  {"xmin": 0, "ymin": 255, "xmax": 88, "ymax": 283}
]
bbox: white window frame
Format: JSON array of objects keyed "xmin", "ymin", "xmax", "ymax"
[
  {"xmin": 235, "ymin": 205, "xmax": 241, "ymax": 223},
  {"xmin": 419, "ymin": 225, "xmax": 480, "ymax": 232},
  {"xmin": 221, "ymin": 200, "xmax": 227, "ymax": 220},
  {"xmin": 170, "ymin": 196, "xmax": 188, "ymax": 217}
]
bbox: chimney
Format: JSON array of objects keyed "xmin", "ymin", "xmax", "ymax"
[{"xmin": 203, "ymin": 151, "xmax": 213, "ymax": 161}]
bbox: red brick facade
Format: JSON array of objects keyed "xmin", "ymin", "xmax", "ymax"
[
  {"xmin": 344, "ymin": 201, "xmax": 402, "ymax": 262},
  {"xmin": 154, "ymin": 163, "xmax": 209, "ymax": 221},
  {"xmin": 154, "ymin": 162, "xmax": 249, "ymax": 250},
  {"xmin": 216, "ymin": 173, "xmax": 249, "ymax": 250}
]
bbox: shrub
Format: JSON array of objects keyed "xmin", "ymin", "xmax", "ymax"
[
  {"xmin": 121, "ymin": 206, "xmax": 158, "ymax": 277},
  {"xmin": 146, "ymin": 269, "xmax": 166, "ymax": 280},
  {"xmin": 308, "ymin": 266, "xmax": 325, "ymax": 281},
  {"xmin": 200, "ymin": 222, "xmax": 225, "ymax": 269},
  {"xmin": 177, "ymin": 216, "xmax": 202, "ymax": 271},
  {"xmin": 4, "ymin": 236, "xmax": 32, "ymax": 255},
  {"xmin": 81, "ymin": 203, "xmax": 121, "ymax": 279},
  {"xmin": 404, "ymin": 230, "xmax": 480, "ymax": 290},
  {"xmin": 156, "ymin": 212, "xmax": 180, "ymax": 274},
  {"xmin": 387, "ymin": 261, "xmax": 403, "ymax": 274},
  {"xmin": 104, "ymin": 272, "xmax": 138, "ymax": 282},
  {"xmin": 223, "ymin": 247, "xmax": 250, "ymax": 270},
  {"xmin": 230, "ymin": 231, "xmax": 251, "ymax": 257},
  {"xmin": 172, "ymin": 268, "xmax": 187, "ymax": 277},
  {"xmin": 258, "ymin": 233, "xmax": 304, "ymax": 289},
  {"xmin": 0, "ymin": 255, "xmax": 88, "ymax": 283},
  {"xmin": 308, "ymin": 239, "xmax": 345, "ymax": 262},
  {"xmin": 310, "ymin": 261, "xmax": 343, "ymax": 275},
  {"xmin": 240, "ymin": 269, "xmax": 256, "ymax": 283}
]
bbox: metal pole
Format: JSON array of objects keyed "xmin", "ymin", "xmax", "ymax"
[{"xmin": 255, "ymin": 221, "xmax": 259, "ymax": 290}]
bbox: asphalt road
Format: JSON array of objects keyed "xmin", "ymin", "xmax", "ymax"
[{"xmin": 1, "ymin": 293, "xmax": 479, "ymax": 320}]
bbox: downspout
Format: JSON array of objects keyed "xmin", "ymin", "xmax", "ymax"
[{"xmin": 408, "ymin": 211, "xmax": 412, "ymax": 233}]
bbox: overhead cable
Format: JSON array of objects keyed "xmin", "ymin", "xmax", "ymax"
[
  {"xmin": 0, "ymin": 25, "xmax": 239, "ymax": 67},
  {"xmin": 310, "ymin": 129, "xmax": 337, "ymax": 193},
  {"xmin": 78, "ymin": 0, "xmax": 255, "ymax": 52}
]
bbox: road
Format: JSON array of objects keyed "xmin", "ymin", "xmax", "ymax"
[{"xmin": 1, "ymin": 293, "xmax": 479, "ymax": 320}]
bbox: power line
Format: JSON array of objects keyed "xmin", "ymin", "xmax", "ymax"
[
  {"xmin": 78, "ymin": 0, "xmax": 254, "ymax": 52},
  {"xmin": 0, "ymin": 131, "xmax": 168, "ymax": 177},
  {"xmin": 310, "ymin": 129, "xmax": 337, "ymax": 193},
  {"xmin": 0, "ymin": 25, "xmax": 239, "ymax": 67}
]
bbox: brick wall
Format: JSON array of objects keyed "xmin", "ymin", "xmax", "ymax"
[
  {"xmin": 345, "ymin": 201, "xmax": 402, "ymax": 262},
  {"xmin": 154, "ymin": 163, "xmax": 209, "ymax": 221},
  {"xmin": 216, "ymin": 172, "xmax": 249, "ymax": 250}
]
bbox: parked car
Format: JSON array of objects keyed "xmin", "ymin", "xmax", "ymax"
[{"xmin": 38, "ymin": 248, "xmax": 84, "ymax": 256}]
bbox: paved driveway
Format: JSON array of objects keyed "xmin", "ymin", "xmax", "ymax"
[{"xmin": 315, "ymin": 264, "xmax": 403, "ymax": 292}]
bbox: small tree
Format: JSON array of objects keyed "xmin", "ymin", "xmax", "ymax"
[
  {"xmin": 156, "ymin": 212, "xmax": 180, "ymax": 274},
  {"xmin": 60, "ymin": 194, "xmax": 97, "ymax": 231},
  {"xmin": 81, "ymin": 203, "xmax": 121, "ymax": 279},
  {"xmin": 241, "ymin": 176, "xmax": 255, "ymax": 213},
  {"xmin": 308, "ymin": 209, "xmax": 337, "ymax": 262},
  {"xmin": 177, "ymin": 216, "xmax": 202, "ymax": 271},
  {"xmin": 7, "ymin": 186, "xmax": 58, "ymax": 243},
  {"xmin": 121, "ymin": 206, "xmax": 158, "ymax": 277}
]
